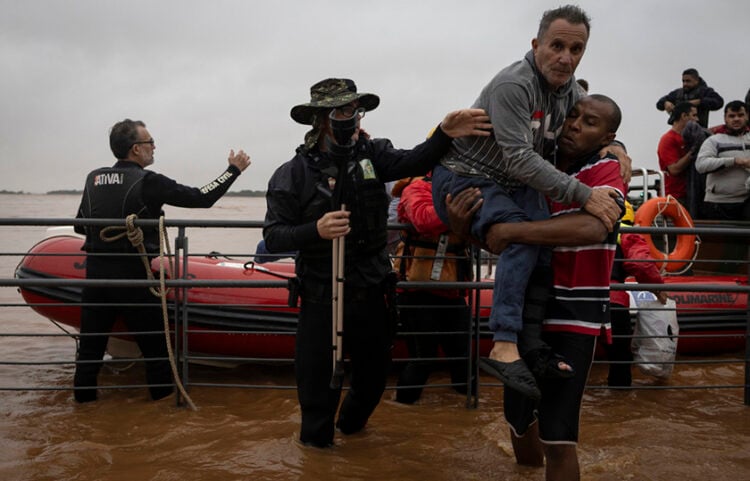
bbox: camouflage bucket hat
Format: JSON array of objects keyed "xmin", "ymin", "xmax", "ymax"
[{"xmin": 290, "ymin": 78, "xmax": 380, "ymax": 125}]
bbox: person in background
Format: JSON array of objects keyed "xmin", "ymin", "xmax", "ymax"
[
  {"xmin": 263, "ymin": 78, "xmax": 490, "ymax": 448},
  {"xmin": 254, "ymin": 239, "xmax": 295, "ymax": 264},
  {"xmin": 695, "ymin": 100, "xmax": 750, "ymax": 220},
  {"xmin": 657, "ymin": 101, "xmax": 699, "ymax": 206},
  {"xmin": 656, "ymin": 68, "xmax": 724, "ymax": 128},
  {"xmin": 607, "ymin": 201, "xmax": 667, "ymax": 387},
  {"xmin": 392, "ymin": 174, "xmax": 474, "ymax": 404},
  {"xmin": 576, "ymin": 78, "xmax": 589, "ymax": 93},
  {"xmin": 385, "ymin": 180, "xmax": 403, "ymax": 255},
  {"xmin": 430, "ymin": 5, "xmax": 627, "ymax": 401},
  {"xmin": 74, "ymin": 119, "xmax": 250, "ymax": 403},
  {"xmin": 681, "ymin": 119, "xmax": 712, "ymax": 218}
]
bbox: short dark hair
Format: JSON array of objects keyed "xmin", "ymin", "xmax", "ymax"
[
  {"xmin": 537, "ymin": 5, "xmax": 591, "ymax": 40},
  {"xmin": 724, "ymin": 100, "xmax": 747, "ymax": 114},
  {"xmin": 669, "ymin": 101, "xmax": 695, "ymax": 125},
  {"xmin": 109, "ymin": 119, "xmax": 145, "ymax": 160},
  {"xmin": 682, "ymin": 68, "xmax": 699, "ymax": 79},
  {"xmin": 588, "ymin": 94, "xmax": 622, "ymax": 132},
  {"xmin": 576, "ymin": 78, "xmax": 589, "ymax": 92}
]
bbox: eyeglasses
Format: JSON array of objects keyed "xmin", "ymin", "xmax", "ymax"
[
  {"xmin": 334, "ymin": 106, "xmax": 366, "ymax": 119},
  {"xmin": 132, "ymin": 139, "xmax": 155, "ymax": 147}
]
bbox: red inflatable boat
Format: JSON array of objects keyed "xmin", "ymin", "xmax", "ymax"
[{"xmin": 14, "ymin": 235, "xmax": 747, "ymax": 359}]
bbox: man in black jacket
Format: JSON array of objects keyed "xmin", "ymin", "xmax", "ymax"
[
  {"xmin": 657, "ymin": 68, "xmax": 724, "ymax": 128},
  {"xmin": 264, "ymin": 78, "xmax": 490, "ymax": 447},
  {"xmin": 73, "ymin": 119, "xmax": 250, "ymax": 403}
]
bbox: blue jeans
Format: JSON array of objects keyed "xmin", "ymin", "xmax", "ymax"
[{"xmin": 432, "ymin": 165, "xmax": 550, "ymax": 343}]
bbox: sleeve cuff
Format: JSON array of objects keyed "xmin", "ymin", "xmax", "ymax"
[{"xmin": 294, "ymin": 221, "xmax": 321, "ymax": 245}]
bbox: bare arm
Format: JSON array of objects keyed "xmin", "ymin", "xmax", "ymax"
[
  {"xmin": 484, "ymin": 212, "xmax": 607, "ymax": 254},
  {"xmin": 666, "ymin": 150, "xmax": 693, "ymax": 176},
  {"xmin": 444, "ymin": 186, "xmax": 608, "ymax": 255}
]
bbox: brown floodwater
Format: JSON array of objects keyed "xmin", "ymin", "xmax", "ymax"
[{"xmin": 1, "ymin": 194, "xmax": 749, "ymax": 481}]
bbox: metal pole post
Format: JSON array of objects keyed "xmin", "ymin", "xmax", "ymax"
[
  {"xmin": 744, "ymin": 242, "xmax": 749, "ymax": 406},
  {"xmin": 178, "ymin": 228, "xmax": 190, "ymax": 405},
  {"xmin": 330, "ymin": 205, "xmax": 346, "ymax": 390}
]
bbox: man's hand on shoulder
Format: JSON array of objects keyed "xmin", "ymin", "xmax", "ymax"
[
  {"xmin": 599, "ymin": 143, "xmax": 632, "ymax": 185},
  {"xmin": 228, "ymin": 149, "xmax": 251, "ymax": 172},
  {"xmin": 439, "ymin": 109, "xmax": 492, "ymax": 139}
]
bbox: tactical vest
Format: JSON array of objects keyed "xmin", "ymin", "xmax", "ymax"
[
  {"xmin": 81, "ymin": 166, "xmax": 158, "ymax": 253},
  {"xmin": 340, "ymin": 155, "xmax": 389, "ymax": 258},
  {"xmin": 299, "ymin": 145, "xmax": 389, "ymax": 261}
]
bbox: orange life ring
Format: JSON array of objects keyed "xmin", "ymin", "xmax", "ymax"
[{"xmin": 634, "ymin": 196, "xmax": 696, "ymax": 273}]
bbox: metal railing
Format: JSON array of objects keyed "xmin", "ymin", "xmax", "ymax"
[{"xmin": 1, "ymin": 217, "xmax": 748, "ymax": 407}]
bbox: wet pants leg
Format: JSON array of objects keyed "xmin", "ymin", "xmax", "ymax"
[
  {"xmin": 295, "ymin": 298, "xmax": 339, "ymax": 447},
  {"xmin": 605, "ymin": 307, "xmax": 633, "ymax": 387},
  {"xmin": 122, "ymin": 289, "xmax": 174, "ymax": 400},
  {"xmin": 396, "ymin": 292, "xmax": 442, "ymax": 404},
  {"xmin": 295, "ymin": 287, "xmax": 392, "ymax": 445},
  {"xmin": 74, "ymin": 256, "xmax": 173, "ymax": 402},
  {"xmin": 396, "ymin": 293, "xmax": 473, "ymax": 402},
  {"xmin": 74, "ymin": 286, "xmax": 117, "ymax": 403},
  {"xmin": 336, "ymin": 288, "xmax": 391, "ymax": 434}
]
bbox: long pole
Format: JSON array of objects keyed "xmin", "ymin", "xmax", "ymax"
[{"xmin": 330, "ymin": 204, "xmax": 346, "ymax": 389}]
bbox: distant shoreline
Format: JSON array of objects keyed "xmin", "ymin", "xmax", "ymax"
[{"xmin": 0, "ymin": 189, "xmax": 266, "ymax": 197}]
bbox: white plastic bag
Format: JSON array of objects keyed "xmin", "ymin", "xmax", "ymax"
[{"xmin": 632, "ymin": 298, "xmax": 679, "ymax": 378}]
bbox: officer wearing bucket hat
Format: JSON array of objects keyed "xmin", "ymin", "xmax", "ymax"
[{"xmin": 263, "ymin": 78, "xmax": 490, "ymax": 448}]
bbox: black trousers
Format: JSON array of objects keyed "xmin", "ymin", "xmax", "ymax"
[
  {"xmin": 73, "ymin": 255, "xmax": 173, "ymax": 402},
  {"xmin": 395, "ymin": 291, "xmax": 472, "ymax": 404},
  {"xmin": 604, "ymin": 305, "xmax": 633, "ymax": 387},
  {"xmin": 295, "ymin": 283, "xmax": 391, "ymax": 447}
]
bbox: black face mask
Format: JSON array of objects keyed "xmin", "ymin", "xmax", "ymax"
[
  {"xmin": 326, "ymin": 109, "xmax": 358, "ymax": 160},
  {"xmin": 329, "ymin": 109, "xmax": 358, "ymax": 147}
]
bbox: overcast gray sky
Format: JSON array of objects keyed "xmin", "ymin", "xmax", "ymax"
[{"xmin": 1, "ymin": 0, "xmax": 748, "ymax": 194}]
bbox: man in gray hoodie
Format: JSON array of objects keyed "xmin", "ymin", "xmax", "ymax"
[
  {"xmin": 695, "ymin": 100, "xmax": 750, "ymax": 220},
  {"xmin": 431, "ymin": 4, "xmax": 626, "ymax": 399}
]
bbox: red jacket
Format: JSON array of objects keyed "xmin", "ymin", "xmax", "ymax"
[
  {"xmin": 397, "ymin": 177, "xmax": 445, "ymax": 237},
  {"xmin": 610, "ymin": 232, "xmax": 664, "ymax": 307},
  {"xmin": 395, "ymin": 177, "xmax": 469, "ymax": 298}
]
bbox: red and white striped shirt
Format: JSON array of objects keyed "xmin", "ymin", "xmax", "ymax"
[{"xmin": 543, "ymin": 154, "xmax": 626, "ymax": 341}]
